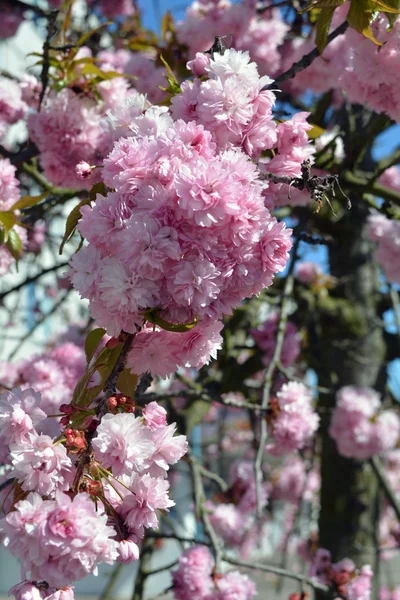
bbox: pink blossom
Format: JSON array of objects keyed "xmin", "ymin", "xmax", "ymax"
[
  {"xmin": 76, "ymin": 161, "xmax": 92, "ymax": 180},
  {"xmin": 296, "ymin": 261, "xmax": 322, "ymax": 284},
  {"xmin": 0, "ymin": 3, "xmax": 24, "ymax": 39},
  {"xmin": 214, "ymin": 571, "xmax": 257, "ymax": 600},
  {"xmin": 266, "ymin": 382, "xmax": 320, "ymax": 455},
  {"xmin": 0, "ymin": 158, "xmax": 20, "ymax": 209},
  {"xmin": 0, "ymin": 492, "xmax": 118, "ymax": 588},
  {"xmin": 143, "ymin": 401, "xmax": 167, "ymax": 430},
  {"xmin": 187, "ymin": 53, "xmax": 211, "ymax": 77},
  {"xmin": 149, "ymin": 423, "xmax": 188, "ymax": 477},
  {"xmin": 118, "ymin": 473, "xmax": 174, "ymax": 537},
  {"xmin": 329, "ymin": 386, "xmax": 400, "ymax": 460},
  {"xmin": 0, "ymin": 78, "xmax": 27, "ymax": 138},
  {"xmin": 117, "ymin": 536, "xmax": 140, "ymax": 563},
  {"xmin": 0, "ymin": 388, "xmax": 46, "ymax": 462},
  {"xmin": 93, "ymin": 412, "xmax": 155, "ymax": 476},
  {"xmin": 10, "ymin": 433, "xmax": 74, "ymax": 497},
  {"xmin": 251, "ymin": 313, "xmax": 301, "ymax": 368},
  {"xmin": 172, "ymin": 545, "xmax": 214, "ymax": 600}
]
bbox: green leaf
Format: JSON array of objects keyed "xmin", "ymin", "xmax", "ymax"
[
  {"xmin": 95, "ymin": 344, "xmax": 123, "ymax": 384},
  {"xmin": 0, "ymin": 212, "xmax": 17, "ymax": 241},
  {"xmin": 79, "ymin": 63, "xmax": 123, "ymax": 81},
  {"xmin": 348, "ymin": 0, "xmax": 384, "ymax": 44},
  {"xmin": 84, "ymin": 328, "xmax": 106, "ymax": 364},
  {"xmin": 315, "ymin": 7, "xmax": 337, "ymax": 52},
  {"xmin": 301, "ymin": 0, "xmax": 346, "ymax": 12},
  {"xmin": 161, "ymin": 11, "xmax": 175, "ymax": 39},
  {"xmin": 72, "ymin": 364, "xmax": 98, "ymax": 405},
  {"xmin": 183, "ymin": 399, "xmax": 210, "ymax": 433},
  {"xmin": 10, "ymin": 191, "xmax": 48, "ymax": 212},
  {"xmin": 59, "ymin": 182, "xmax": 106, "ymax": 255},
  {"xmin": 159, "ymin": 54, "xmax": 181, "ymax": 96},
  {"xmin": 144, "ymin": 309, "xmax": 199, "ymax": 333},
  {"xmin": 6, "ymin": 229, "xmax": 22, "ymax": 261},
  {"xmin": 308, "ymin": 123, "xmax": 326, "ymax": 138},
  {"xmin": 74, "ymin": 22, "xmax": 112, "ymax": 51},
  {"xmin": 117, "ymin": 369, "xmax": 139, "ymax": 397},
  {"xmin": 374, "ymin": 0, "xmax": 400, "ymax": 12}
]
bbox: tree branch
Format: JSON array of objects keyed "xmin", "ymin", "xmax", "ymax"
[
  {"xmin": 370, "ymin": 456, "xmax": 400, "ymax": 522},
  {"xmin": 264, "ymin": 21, "xmax": 349, "ymax": 89}
]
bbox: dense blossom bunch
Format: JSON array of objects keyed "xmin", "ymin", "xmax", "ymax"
[
  {"xmin": 70, "ymin": 49, "xmax": 294, "ymax": 376},
  {"xmin": 172, "ymin": 545, "xmax": 256, "ymax": 600},
  {"xmin": 311, "ymin": 549, "xmax": 373, "ymax": 600},
  {"xmin": 270, "ymin": 455, "xmax": 320, "ymax": 505},
  {"xmin": 380, "ymin": 586, "xmax": 400, "ymax": 600},
  {"xmin": 329, "ymin": 386, "xmax": 400, "ymax": 460},
  {"xmin": 251, "ymin": 313, "xmax": 301, "ymax": 367},
  {"xmin": 367, "ymin": 213, "xmax": 400, "ymax": 285},
  {"xmin": 176, "ymin": 0, "xmax": 289, "ymax": 77},
  {"xmin": 0, "ymin": 385, "xmax": 187, "ymax": 595},
  {"xmin": 285, "ymin": 7, "xmax": 400, "ymax": 123},
  {"xmin": 0, "ymin": 77, "xmax": 28, "ymax": 140},
  {"xmin": 0, "ymin": 158, "xmax": 27, "ymax": 275},
  {"xmin": 207, "ymin": 461, "xmax": 268, "ymax": 546},
  {"xmin": 296, "ymin": 261, "xmax": 323, "ymax": 285},
  {"xmin": 266, "ymin": 382, "xmax": 319, "ymax": 455}
]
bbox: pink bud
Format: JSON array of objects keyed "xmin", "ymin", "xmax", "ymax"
[
  {"xmin": 117, "ymin": 537, "xmax": 140, "ymax": 563},
  {"xmin": 76, "ymin": 161, "xmax": 92, "ymax": 180},
  {"xmin": 8, "ymin": 582, "xmax": 46, "ymax": 600},
  {"xmin": 186, "ymin": 52, "xmax": 210, "ymax": 77}
]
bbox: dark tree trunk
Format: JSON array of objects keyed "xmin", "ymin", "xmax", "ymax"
[{"xmin": 315, "ymin": 201, "xmax": 385, "ymax": 569}]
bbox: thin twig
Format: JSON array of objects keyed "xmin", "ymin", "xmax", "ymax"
[
  {"xmin": 100, "ymin": 563, "xmax": 124, "ymax": 600},
  {"xmin": 188, "ymin": 451, "xmax": 224, "ymax": 572},
  {"xmin": 264, "ymin": 21, "xmax": 349, "ymax": 89},
  {"xmin": 254, "ymin": 237, "xmax": 300, "ymax": 518},
  {"xmin": 0, "ymin": 261, "xmax": 69, "ymax": 302},
  {"xmin": 8, "ymin": 291, "xmax": 70, "ymax": 360},
  {"xmin": 222, "ymin": 554, "xmax": 329, "ymax": 593}
]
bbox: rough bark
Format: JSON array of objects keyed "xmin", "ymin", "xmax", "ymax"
[{"xmin": 315, "ymin": 200, "xmax": 385, "ymax": 568}]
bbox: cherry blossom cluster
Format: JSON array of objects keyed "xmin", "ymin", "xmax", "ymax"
[
  {"xmin": 269, "ymin": 455, "xmax": 320, "ymax": 506},
  {"xmin": 380, "ymin": 586, "xmax": 400, "ymax": 600},
  {"xmin": 310, "ymin": 548, "xmax": 373, "ymax": 600},
  {"xmin": 367, "ymin": 213, "xmax": 400, "ymax": 285},
  {"xmin": 0, "ymin": 1, "xmax": 24, "ymax": 39},
  {"xmin": 295, "ymin": 262, "xmax": 323, "ymax": 286},
  {"xmin": 0, "ymin": 76, "xmax": 28, "ymax": 140},
  {"xmin": 176, "ymin": 0, "xmax": 289, "ymax": 78},
  {"xmin": 250, "ymin": 312, "xmax": 301, "ymax": 368},
  {"xmin": 172, "ymin": 545, "xmax": 256, "ymax": 600},
  {"xmin": 329, "ymin": 386, "xmax": 400, "ymax": 460},
  {"xmin": 207, "ymin": 461, "xmax": 268, "ymax": 546},
  {"xmin": 285, "ymin": 7, "xmax": 400, "ymax": 123},
  {"xmin": 0, "ymin": 340, "xmax": 86, "ymax": 429},
  {"xmin": 0, "ymin": 385, "xmax": 187, "ymax": 598},
  {"xmin": 70, "ymin": 49, "xmax": 295, "ymax": 376},
  {"xmin": 0, "ymin": 158, "xmax": 27, "ymax": 275},
  {"xmin": 265, "ymin": 382, "xmax": 320, "ymax": 456}
]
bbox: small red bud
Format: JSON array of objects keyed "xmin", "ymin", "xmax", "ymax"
[
  {"xmin": 60, "ymin": 404, "xmax": 73, "ymax": 415},
  {"xmin": 106, "ymin": 337, "xmax": 120, "ymax": 349}
]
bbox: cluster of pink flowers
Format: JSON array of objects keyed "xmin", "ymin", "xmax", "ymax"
[
  {"xmin": 329, "ymin": 386, "xmax": 400, "ymax": 460},
  {"xmin": 172, "ymin": 545, "xmax": 256, "ymax": 600},
  {"xmin": 0, "ymin": 158, "xmax": 27, "ymax": 275},
  {"xmin": 172, "ymin": 48, "xmax": 314, "ymax": 169},
  {"xmin": 311, "ymin": 549, "xmax": 373, "ymax": 600},
  {"xmin": 380, "ymin": 586, "xmax": 400, "ymax": 600},
  {"xmin": 176, "ymin": 0, "xmax": 289, "ymax": 78},
  {"xmin": 266, "ymin": 381, "xmax": 320, "ymax": 456},
  {"xmin": 296, "ymin": 261, "xmax": 323, "ymax": 285},
  {"xmin": 70, "ymin": 48, "xmax": 294, "ymax": 377},
  {"xmin": 98, "ymin": 49, "xmax": 167, "ymax": 105},
  {"xmin": 270, "ymin": 455, "xmax": 320, "ymax": 506},
  {"xmin": 367, "ymin": 213, "xmax": 400, "ymax": 285},
  {"xmin": 0, "ymin": 76, "xmax": 28, "ymax": 140},
  {"xmin": 284, "ymin": 7, "xmax": 400, "ymax": 123},
  {"xmin": 0, "ymin": 385, "xmax": 187, "ymax": 596},
  {"xmin": 207, "ymin": 461, "xmax": 268, "ymax": 546},
  {"xmin": 251, "ymin": 312, "xmax": 301, "ymax": 368}
]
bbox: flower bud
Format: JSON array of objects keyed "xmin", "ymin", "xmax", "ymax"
[
  {"xmin": 75, "ymin": 161, "xmax": 92, "ymax": 180},
  {"xmin": 117, "ymin": 537, "xmax": 140, "ymax": 563}
]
